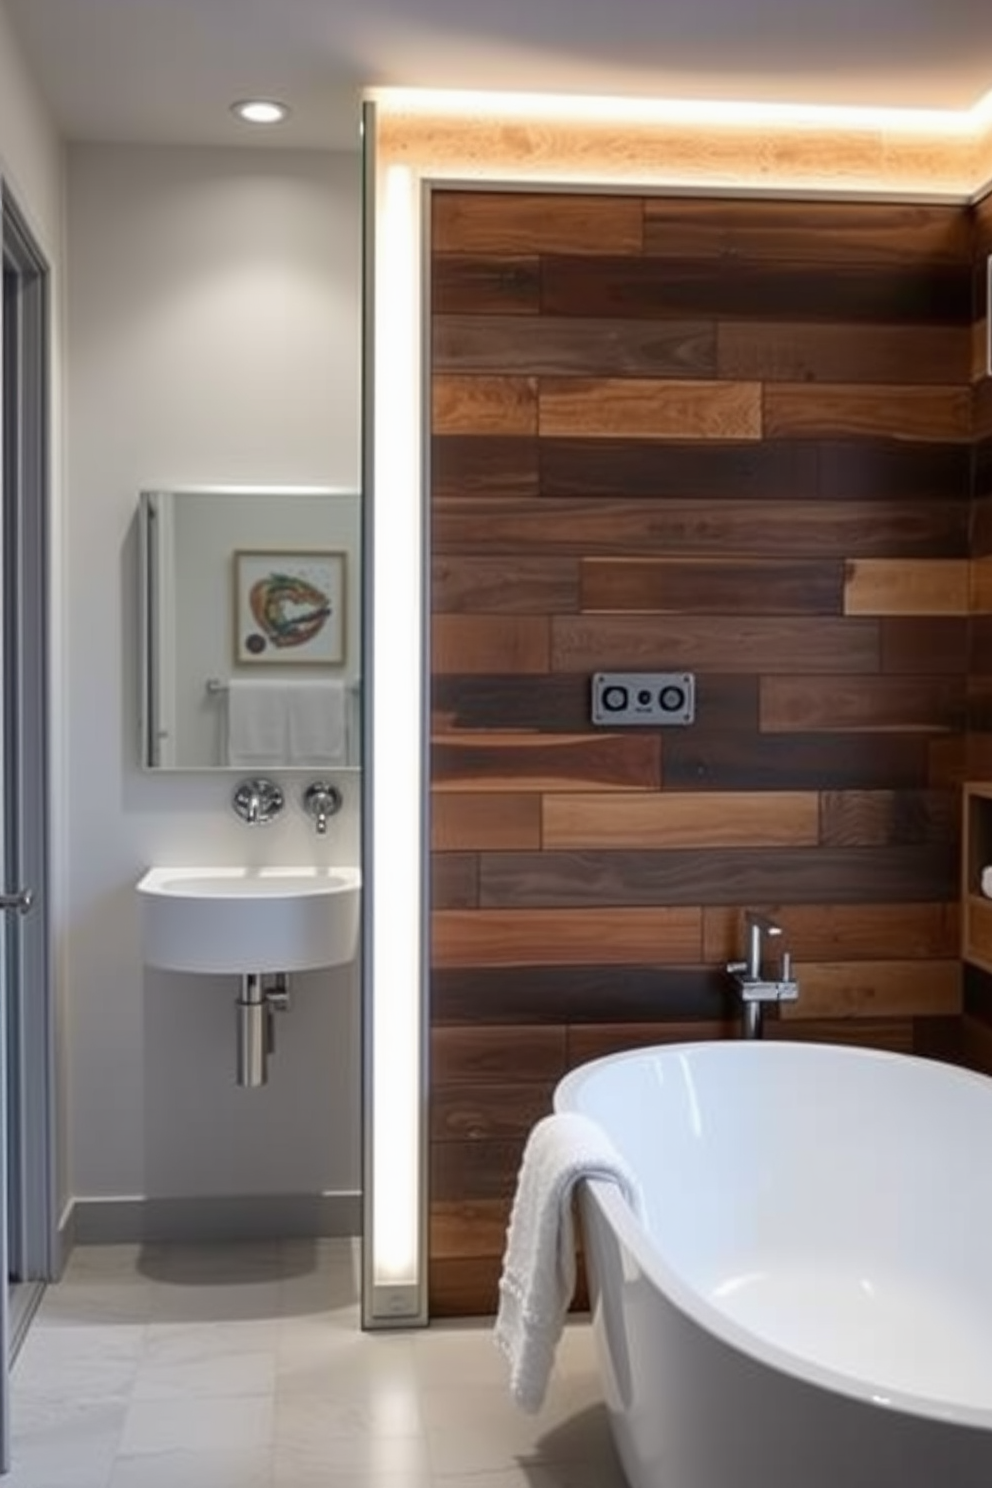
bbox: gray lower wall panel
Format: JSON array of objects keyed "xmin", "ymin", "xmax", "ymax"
[{"xmin": 69, "ymin": 1191, "xmax": 362, "ymax": 1246}]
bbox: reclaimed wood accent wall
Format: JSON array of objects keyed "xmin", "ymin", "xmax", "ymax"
[
  {"xmin": 428, "ymin": 191, "xmax": 972, "ymax": 1316},
  {"xmin": 964, "ymin": 188, "xmax": 992, "ymax": 1068}
]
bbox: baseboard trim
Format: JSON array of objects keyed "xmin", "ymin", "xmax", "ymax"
[
  {"xmin": 56, "ymin": 1200, "xmax": 76, "ymax": 1276},
  {"xmin": 70, "ymin": 1192, "xmax": 362, "ymax": 1246}
]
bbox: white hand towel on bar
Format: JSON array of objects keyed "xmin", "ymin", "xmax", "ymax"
[
  {"xmin": 226, "ymin": 680, "xmax": 287, "ymax": 767},
  {"xmin": 494, "ymin": 1112, "xmax": 643, "ymax": 1414},
  {"xmin": 285, "ymin": 678, "xmax": 347, "ymax": 765},
  {"xmin": 226, "ymin": 679, "xmax": 348, "ymax": 767}
]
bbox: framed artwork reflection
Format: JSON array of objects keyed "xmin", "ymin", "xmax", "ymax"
[{"xmin": 233, "ymin": 549, "xmax": 346, "ymax": 665}]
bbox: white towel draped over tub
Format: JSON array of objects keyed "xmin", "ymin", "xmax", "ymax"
[
  {"xmin": 494, "ymin": 1111, "xmax": 644, "ymax": 1413},
  {"xmin": 226, "ymin": 679, "xmax": 347, "ymax": 767}
]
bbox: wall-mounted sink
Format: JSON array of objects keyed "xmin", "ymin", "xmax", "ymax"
[{"xmin": 136, "ymin": 865, "xmax": 361, "ymax": 974}]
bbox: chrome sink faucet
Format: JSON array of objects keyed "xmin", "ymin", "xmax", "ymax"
[
  {"xmin": 302, "ymin": 781, "xmax": 342, "ymax": 835},
  {"xmin": 726, "ymin": 910, "xmax": 799, "ymax": 1039}
]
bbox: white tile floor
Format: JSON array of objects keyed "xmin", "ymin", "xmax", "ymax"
[{"xmin": 8, "ymin": 1240, "xmax": 627, "ymax": 1488}]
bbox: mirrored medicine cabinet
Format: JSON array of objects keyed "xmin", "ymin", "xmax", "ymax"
[{"xmin": 138, "ymin": 486, "xmax": 362, "ymax": 771}]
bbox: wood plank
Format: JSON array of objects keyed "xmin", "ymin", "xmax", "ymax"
[
  {"xmin": 432, "ymin": 965, "xmax": 733, "ymax": 1024},
  {"xmin": 431, "ymin": 1025, "xmax": 567, "ymax": 1083},
  {"xmin": 566, "ymin": 1021, "xmax": 735, "ymax": 1067},
  {"xmin": 959, "ymin": 1014, "xmax": 992, "ymax": 1076},
  {"xmin": 763, "ymin": 384, "xmax": 971, "ymax": 443},
  {"xmin": 540, "ymin": 436, "xmax": 818, "ymax": 501},
  {"xmin": 759, "ymin": 675, "xmax": 965, "ymax": 733},
  {"xmin": 975, "ymin": 380, "xmax": 992, "ymax": 442},
  {"xmin": 430, "ymin": 1083, "xmax": 554, "ymax": 1142},
  {"xmin": 432, "ymin": 435, "xmax": 539, "ymax": 500},
  {"xmin": 929, "ymin": 734, "xmax": 968, "ymax": 788},
  {"xmin": 434, "ymin": 314, "xmax": 716, "ymax": 378},
  {"xmin": 663, "ymin": 728, "xmax": 932, "ymax": 792},
  {"xmin": 431, "ymin": 907, "xmax": 703, "ymax": 968},
  {"xmin": 765, "ymin": 1018, "xmax": 915, "ymax": 1054},
  {"xmin": 965, "ymin": 896, "xmax": 992, "ymax": 969},
  {"xmin": 428, "ymin": 1256, "xmax": 503, "ymax": 1318},
  {"xmin": 879, "ymin": 618, "xmax": 969, "ymax": 674},
  {"xmin": 538, "ymin": 378, "xmax": 762, "ymax": 440},
  {"xmin": 431, "ymin": 1138, "xmax": 523, "ymax": 1201},
  {"xmin": 429, "ymin": 1199, "xmax": 510, "ymax": 1259},
  {"xmin": 432, "ymin": 555, "xmax": 579, "ymax": 614},
  {"xmin": 815, "ymin": 440, "xmax": 970, "ymax": 503},
  {"xmin": 431, "ymin": 793, "xmax": 542, "ymax": 852},
  {"xmin": 914, "ymin": 1016, "xmax": 964, "ymax": 1064},
  {"xmin": 432, "ymin": 192, "xmax": 644, "ymax": 255},
  {"xmin": 718, "ymin": 322, "xmax": 968, "ymax": 386},
  {"xmin": 579, "ymin": 557, "xmax": 844, "ymax": 615},
  {"xmin": 552, "ymin": 615, "xmax": 878, "ymax": 674},
  {"xmin": 542, "ymin": 791, "xmax": 819, "ymax": 849},
  {"xmin": 432, "ymin": 673, "xmax": 593, "ymax": 732},
  {"xmin": 702, "ymin": 902, "xmax": 960, "ymax": 963},
  {"xmin": 972, "ymin": 491, "xmax": 992, "ymax": 553},
  {"xmin": 780, "ymin": 959, "xmax": 962, "ymax": 1020},
  {"xmin": 844, "ymin": 559, "xmax": 969, "ymax": 616},
  {"xmin": 971, "ymin": 617, "xmax": 992, "ymax": 675},
  {"xmin": 432, "ymin": 375, "xmax": 537, "ymax": 435},
  {"xmin": 640, "ymin": 199, "xmax": 971, "ymax": 267},
  {"xmin": 434, "ymin": 497, "xmax": 968, "ymax": 560},
  {"xmin": 432, "ymin": 256, "xmax": 540, "ymax": 316},
  {"xmin": 432, "ymin": 731, "xmax": 661, "ymax": 793},
  {"xmin": 432, "ymin": 615, "xmax": 550, "ymax": 674},
  {"xmin": 819, "ymin": 789, "xmax": 958, "ymax": 846},
  {"xmin": 478, "ymin": 846, "xmax": 958, "ymax": 908},
  {"xmin": 432, "ymin": 854, "xmax": 478, "ymax": 910},
  {"xmin": 541, "ymin": 254, "xmax": 971, "ymax": 325},
  {"xmin": 971, "ymin": 558, "xmax": 992, "ymax": 615}
]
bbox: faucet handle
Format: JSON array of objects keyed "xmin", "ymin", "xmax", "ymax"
[
  {"xmin": 232, "ymin": 777, "xmax": 284, "ymax": 826},
  {"xmin": 726, "ymin": 960, "xmax": 749, "ymax": 976},
  {"xmin": 302, "ymin": 781, "xmax": 342, "ymax": 835}
]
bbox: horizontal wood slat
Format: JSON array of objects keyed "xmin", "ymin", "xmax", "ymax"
[
  {"xmin": 763, "ymin": 384, "xmax": 971, "ymax": 443},
  {"xmin": 971, "ymin": 558, "xmax": 992, "ymax": 614},
  {"xmin": 430, "ymin": 1200, "xmax": 510, "ymax": 1260},
  {"xmin": 640, "ymin": 199, "xmax": 972, "ymax": 267},
  {"xmin": 540, "ymin": 436, "xmax": 818, "ymax": 501},
  {"xmin": 431, "ymin": 854, "xmax": 479, "ymax": 910},
  {"xmin": 431, "ymin": 1083, "xmax": 553, "ymax": 1142},
  {"xmin": 844, "ymin": 559, "xmax": 969, "ymax": 615},
  {"xmin": 432, "ymin": 965, "xmax": 733, "ymax": 1024},
  {"xmin": 717, "ymin": 322, "xmax": 969, "ymax": 386},
  {"xmin": 880, "ymin": 618, "xmax": 969, "ymax": 674},
  {"xmin": 765, "ymin": 1018, "xmax": 915, "ymax": 1053},
  {"xmin": 662, "ymin": 729, "xmax": 933, "ymax": 791},
  {"xmin": 431, "ymin": 1026, "xmax": 567, "ymax": 1083},
  {"xmin": 478, "ymin": 847, "xmax": 958, "ymax": 908},
  {"xmin": 432, "ymin": 615, "xmax": 550, "ymax": 674},
  {"xmin": 432, "ymin": 257, "xmax": 540, "ymax": 315},
  {"xmin": 434, "ymin": 315, "xmax": 716, "ymax": 378},
  {"xmin": 431, "ymin": 793, "xmax": 542, "ymax": 851},
  {"xmin": 432, "ymin": 555, "xmax": 579, "ymax": 614},
  {"xmin": 702, "ymin": 902, "xmax": 959, "ymax": 963},
  {"xmin": 538, "ymin": 378, "xmax": 762, "ymax": 440},
  {"xmin": 431, "ymin": 907, "xmax": 703, "ymax": 967},
  {"xmin": 432, "ymin": 192, "xmax": 644, "ymax": 255},
  {"xmin": 552, "ymin": 615, "xmax": 879, "ymax": 674},
  {"xmin": 432, "ymin": 435, "xmax": 539, "ymax": 500},
  {"xmin": 781, "ymin": 959, "xmax": 962, "ymax": 1020},
  {"xmin": 434, "ymin": 498, "xmax": 968, "ymax": 559},
  {"xmin": 542, "ymin": 791, "xmax": 819, "ymax": 849},
  {"xmin": 541, "ymin": 255, "xmax": 971, "ymax": 325},
  {"xmin": 579, "ymin": 557, "xmax": 844, "ymax": 615},
  {"xmin": 566, "ymin": 1021, "xmax": 736, "ymax": 1066},
  {"xmin": 759, "ymin": 675, "xmax": 965, "ymax": 733},
  {"xmin": 432, "ymin": 375, "xmax": 537, "ymax": 435},
  {"xmin": 432, "ymin": 731, "xmax": 662, "ymax": 792},
  {"xmin": 819, "ymin": 789, "xmax": 957, "ymax": 846}
]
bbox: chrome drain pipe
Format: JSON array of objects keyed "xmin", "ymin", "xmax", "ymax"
[{"xmin": 236, "ymin": 972, "xmax": 291, "ymax": 1087}]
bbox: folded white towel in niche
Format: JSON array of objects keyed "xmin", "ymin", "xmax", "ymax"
[
  {"xmin": 226, "ymin": 679, "xmax": 348, "ymax": 767},
  {"xmin": 494, "ymin": 1112, "xmax": 643, "ymax": 1414}
]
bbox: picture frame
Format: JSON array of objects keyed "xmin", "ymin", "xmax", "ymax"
[{"xmin": 233, "ymin": 549, "xmax": 346, "ymax": 665}]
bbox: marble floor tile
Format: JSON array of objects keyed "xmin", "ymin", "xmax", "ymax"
[
  {"xmin": 119, "ymin": 1394, "xmax": 275, "ymax": 1456},
  {"xmin": 108, "ymin": 1447, "xmax": 275, "ymax": 1488}
]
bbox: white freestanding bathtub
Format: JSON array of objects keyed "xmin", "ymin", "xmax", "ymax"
[{"xmin": 554, "ymin": 1041, "xmax": 992, "ymax": 1488}]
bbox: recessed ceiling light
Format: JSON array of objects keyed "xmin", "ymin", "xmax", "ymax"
[{"xmin": 231, "ymin": 99, "xmax": 290, "ymax": 126}]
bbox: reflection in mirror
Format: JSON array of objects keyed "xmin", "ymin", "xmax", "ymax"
[{"xmin": 139, "ymin": 486, "xmax": 361, "ymax": 770}]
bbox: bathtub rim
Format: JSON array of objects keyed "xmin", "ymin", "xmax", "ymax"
[{"xmin": 555, "ymin": 1038, "xmax": 992, "ymax": 1434}]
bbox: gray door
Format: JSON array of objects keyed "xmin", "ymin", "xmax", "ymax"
[{"xmin": 1, "ymin": 185, "xmax": 55, "ymax": 1471}]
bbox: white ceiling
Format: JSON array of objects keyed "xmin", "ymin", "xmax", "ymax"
[{"xmin": 7, "ymin": 0, "xmax": 992, "ymax": 152}]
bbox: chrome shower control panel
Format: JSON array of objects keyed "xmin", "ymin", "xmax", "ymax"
[{"xmin": 591, "ymin": 672, "xmax": 695, "ymax": 726}]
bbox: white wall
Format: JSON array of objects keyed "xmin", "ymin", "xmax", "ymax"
[
  {"xmin": 0, "ymin": 1, "xmax": 69, "ymax": 1225},
  {"xmin": 65, "ymin": 143, "xmax": 364, "ymax": 1214}
]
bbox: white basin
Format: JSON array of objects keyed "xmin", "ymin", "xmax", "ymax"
[{"xmin": 137, "ymin": 865, "xmax": 361, "ymax": 974}]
